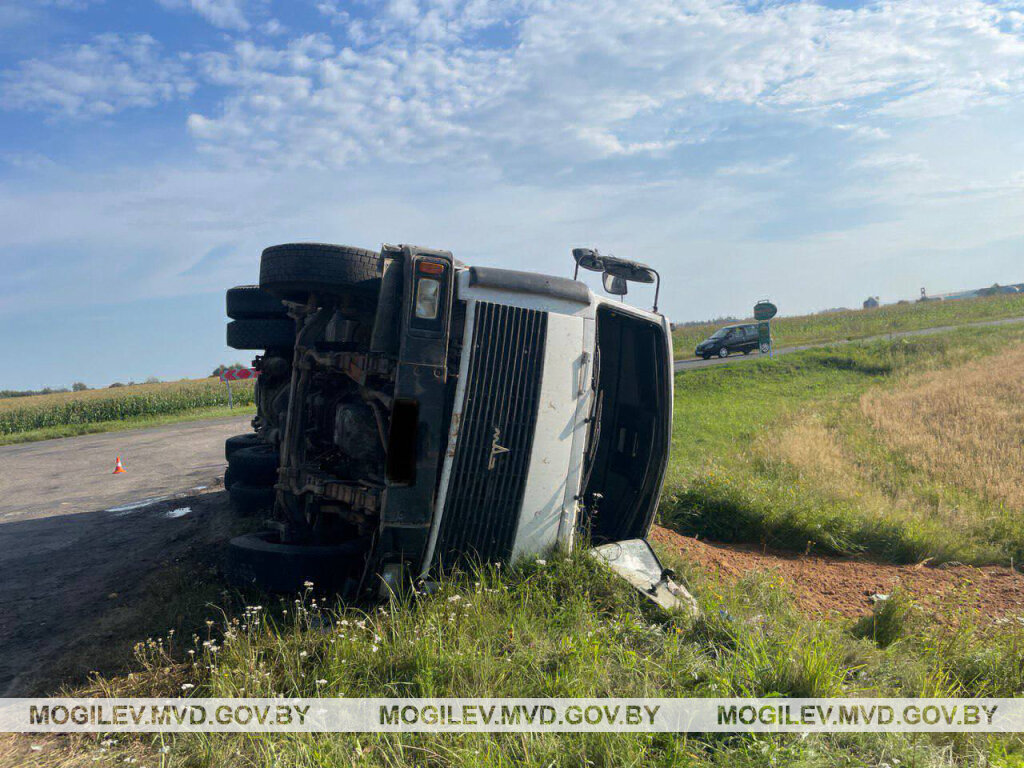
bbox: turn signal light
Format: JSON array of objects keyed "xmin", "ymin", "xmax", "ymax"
[{"xmin": 417, "ymin": 261, "xmax": 445, "ymax": 275}]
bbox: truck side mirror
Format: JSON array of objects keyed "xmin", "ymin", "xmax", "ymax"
[
  {"xmin": 602, "ymin": 273, "xmax": 628, "ymax": 296},
  {"xmin": 572, "ymin": 248, "xmax": 606, "ymax": 272},
  {"xmin": 572, "ymin": 247, "xmax": 606, "ymax": 280}
]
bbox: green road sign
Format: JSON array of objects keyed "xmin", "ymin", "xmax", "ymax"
[{"xmin": 754, "ymin": 300, "xmax": 778, "ymax": 321}]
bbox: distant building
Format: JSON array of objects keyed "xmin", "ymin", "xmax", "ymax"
[{"xmin": 862, "ymin": 296, "xmax": 880, "ymax": 309}]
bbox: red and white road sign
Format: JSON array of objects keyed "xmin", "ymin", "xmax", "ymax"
[{"xmin": 220, "ymin": 367, "xmax": 259, "ymax": 381}]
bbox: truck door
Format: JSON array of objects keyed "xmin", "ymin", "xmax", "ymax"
[{"xmin": 510, "ymin": 312, "xmax": 591, "ymax": 558}]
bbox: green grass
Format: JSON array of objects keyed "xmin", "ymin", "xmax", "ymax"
[
  {"xmin": 13, "ymin": 325, "xmax": 1024, "ymax": 767},
  {"xmin": 672, "ymin": 291, "xmax": 1024, "ymax": 359},
  {"xmin": 35, "ymin": 548, "xmax": 1024, "ymax": 767},
  {"xmin": 661, "ymin": 324, "xmax": 1024, "ymax": 565},
  {"xmin": 0, "ymin": 378, "xmax": 256, "ymax": 444}
]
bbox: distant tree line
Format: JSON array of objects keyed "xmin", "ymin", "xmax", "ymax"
[
  {"xmin": 672, "ymin": 316, "xmax": 740, "ymax": 329},
  {"xmin": 0, "ymin": 382, "xmax": 89, "ymax": 398},
  {"xmin": 4, "ymin": 365, "xmax": 253, "ymax": 397}
]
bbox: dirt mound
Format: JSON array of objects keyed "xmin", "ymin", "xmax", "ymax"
[{"xmin": 651, "ymin": 526, "xmax": 1024, "ymax": 620}]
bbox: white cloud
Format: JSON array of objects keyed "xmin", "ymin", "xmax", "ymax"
[
  {"xmin": 0, "ymin": 34, "xmax": 194, "ymax": 117},
  {"xmin": 187, "ymin": 34, "xmax": 511, "ymax": 167},
  {"xmin": 315, "ymin": 1, "xmax": 349, "ymax": 27},
  {"xmin": 717, "ymin": 156, "xmax": 796, "ymax": 176},
  {"xmin": 854, "ymin": 152, "xmax": 928, "ymax": 171},
  {"xmin": 0, "ymin": 0, "xmax": 99, "ymax": 35},
  {"xmin": 4, "ymin": 0, "xmax": 1024, "ymax": 334},
  {"xmin": 316, "ymin": 0, "xmax": 525, "ymax": 43},
  {"xmin": 261, "ymin": 18, "xmax": 286, "ymax": 36},
  {"xmin": 1, "ymin": 152, "xmax": 57, "ymax": 171},
  {"xmin": 184, "ymin": 0, "xmax": 1024, "ymax": 170},
  {"xmin": 156, "ymin": 0, "xmax": 249, "ymax": 31}
]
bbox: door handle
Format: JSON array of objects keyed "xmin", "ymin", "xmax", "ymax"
[{"xmin": 577, "ymin": 351, "xmax": 591, "ymax": 397}]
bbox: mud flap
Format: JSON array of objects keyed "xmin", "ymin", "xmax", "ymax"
[{"xmin": 590, "ymin": 538, "xmax": 699, "ymax": 617}]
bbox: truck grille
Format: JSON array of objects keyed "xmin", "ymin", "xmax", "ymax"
[{"xmin": 432, "ymin": 302, "xmax": 548, "ymax": 568}]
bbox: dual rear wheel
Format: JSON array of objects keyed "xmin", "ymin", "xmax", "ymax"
[{"xmin": 224, "ymin": 436, "xmax": 278, "ymax": 518}]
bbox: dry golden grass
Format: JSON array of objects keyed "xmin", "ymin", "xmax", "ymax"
[
  {"xmin": 861, "ymin": 346, "xmax": 1024, "ymax": 512},
  {"xmin": 757, "ymin": 412, "xmax": 983, "ymax": 553},
  {"xmin": 765, "ymin": 418, "xmax": 853, "ymax": 490},
  {"xmin": 747, "ymin": 348, "xmax": 1024, "ymax": 561}
]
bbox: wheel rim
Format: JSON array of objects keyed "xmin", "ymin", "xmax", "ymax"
[{"xmin": 719, "ymin": 347, "xmax": 728, "ymax": 357}]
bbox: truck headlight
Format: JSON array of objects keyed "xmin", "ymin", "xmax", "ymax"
[{"xmin": 414, "ymin": 277, "xmax": 440, "ymax": 319}]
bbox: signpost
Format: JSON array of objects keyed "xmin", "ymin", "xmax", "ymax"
[
  {"xmin": 219, "ymin": 367, "xmax": 259, "ymax": 408},
  {"xmin": 753, "ymin": 300, "xmax": 778, "ymax": 358}
]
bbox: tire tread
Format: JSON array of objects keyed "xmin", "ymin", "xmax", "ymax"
[
  {"xmin": 226, "ymin": 318, "xmax": 295, "ymax": 350},
  {"xmin": 259, "ymin": 243, "xmax": 380, "ymax": 302}
]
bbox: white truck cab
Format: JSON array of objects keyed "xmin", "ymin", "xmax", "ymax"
[{"xmin": 421, "ymin": 265, "xmax": 672, "ymax": 572}]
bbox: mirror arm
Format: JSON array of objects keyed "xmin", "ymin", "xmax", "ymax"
[{"xmin": 652, "ymin": 268, "xmax": 661, "ymax": 313}]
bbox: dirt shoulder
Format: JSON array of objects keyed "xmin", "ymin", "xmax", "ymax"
[{"xmin": 652, "ymin": 525, "xmax": 1024, "ymax": 620}]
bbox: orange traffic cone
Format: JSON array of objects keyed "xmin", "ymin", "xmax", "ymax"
[{"xmin": 113, "ymin": 456, "xmax": 127, "ymax": 474}]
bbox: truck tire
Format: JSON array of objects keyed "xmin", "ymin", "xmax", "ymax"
[
  {"xmin": 225, "ymin": 432, "xmax": 261, "ymax": 460},
  {"xmin": 229, "ymin": 482, "xmax": 274, "ymax": 516},
  {"xmin": 259, "ymin": 244, "xmax": 380, "ymax": 302},
  {"xmin": 223, "ymin": 466, "xmax": 235, "ymax": 489},
  {"xmin": 226, "ymin": 318, "xmax": 295, "ymax": 350},
  {"xmin": 226, "ymin": 285, "xmax": 288, "ymax": 319},
  {"xmin": 226, "ymin": 531, "xmax": 369, "ymax": 593},
  {"xmin": 228, "ymin": 444, "xmax": 279, "ymax": 485}
]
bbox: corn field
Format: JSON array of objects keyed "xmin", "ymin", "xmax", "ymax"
[{"xmin": 0, "ymin": 378, "xmax": 256, "ymax": 435}]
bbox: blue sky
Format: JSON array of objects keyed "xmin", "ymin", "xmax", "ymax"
[{"xmin": 2, "ymin": 0, "xmax": 1024, "ymax": 389}]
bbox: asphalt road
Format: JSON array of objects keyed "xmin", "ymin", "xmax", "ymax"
[
  {"xmin": 0, "ymin": 416, "xmax": 250, "ymax": 522},
  {"xmin": 0, "ymin": 415, "xmax": 251, "ymax": 695},
  {"xmin": 673, "ymin": 314, "xmax": 1024, "ymax": 371}
]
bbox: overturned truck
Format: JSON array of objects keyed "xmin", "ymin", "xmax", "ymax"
[{"xmin": 224, "ymin": 243, "xmax": 690, "ymax": 610}]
